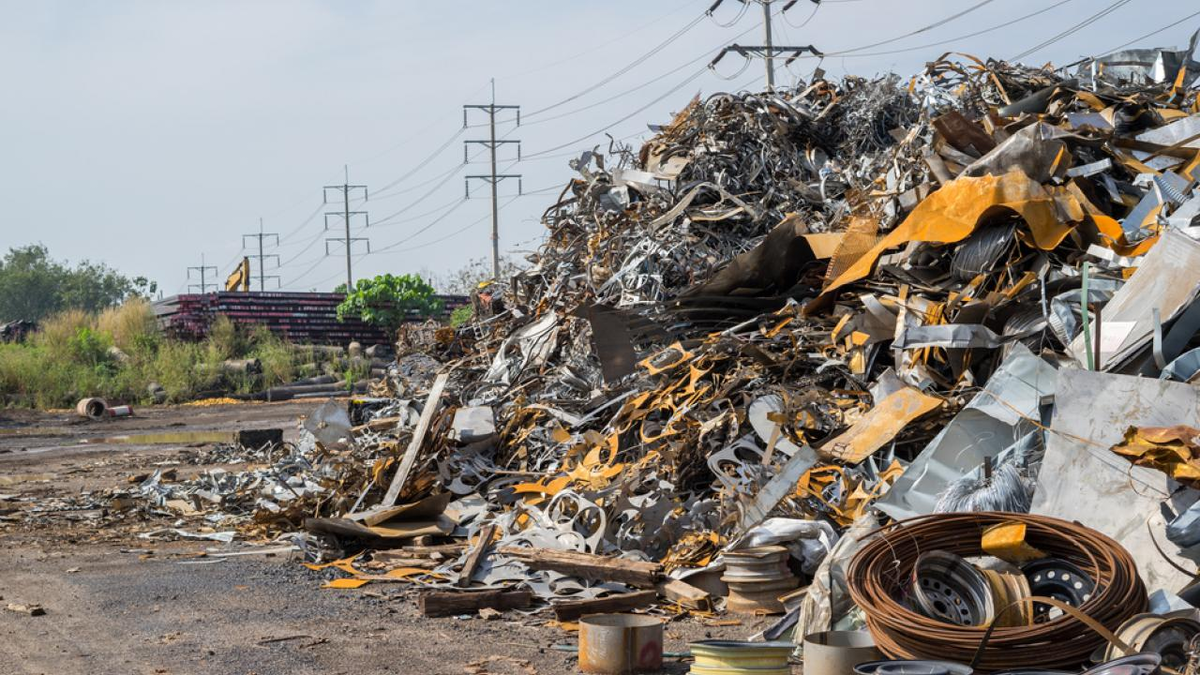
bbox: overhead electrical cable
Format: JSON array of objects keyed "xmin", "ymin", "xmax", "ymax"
[
  {"xmin": 523, "ymin": 12, "xmax": 708, "ymax": 119},
  {"xmin": 1010, "ymin": 0, "xmax": 1136, "ymax": 62}
]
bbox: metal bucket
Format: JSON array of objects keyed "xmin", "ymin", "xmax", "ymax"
[
  {"xmin": 579, "ymin": 613, "xmax": 663, "ymax": 674},
  {"xmin": 803, "ymin": 631, "xmax": 881, "ymax": 675}
]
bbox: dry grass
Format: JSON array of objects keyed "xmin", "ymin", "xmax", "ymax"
[{"xmin": 96, "ymin": 298, "xmax": 156, "ymax": 353}]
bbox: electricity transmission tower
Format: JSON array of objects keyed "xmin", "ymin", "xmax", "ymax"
[
  {"xmin": 241, "ymin": 217, "xmax": 280, "ymax": 291},
  {"xmin": 323, "ymin": 166, "xmax": 369, "ymax": 292},
  {"xmin": 708, "ymin": 0, "xmax": 823, "ymax": 90},
  {"xmin": 186, "ymin": 254, "xmax": 218, "ymax": 294},
  {"xmin": 464, "ymin": 80, "xmax": 521, "ymax": 281}
]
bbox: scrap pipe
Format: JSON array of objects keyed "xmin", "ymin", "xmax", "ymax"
[{"xmin": 846, "ymin": 512, "xmax": 1145, "ymax": 672}]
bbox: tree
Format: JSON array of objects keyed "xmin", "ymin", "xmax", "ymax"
[
  {"xmin": 0, "ymin": 244, "xmax": 156, "ymax": 322},
  {"xmin": 336, "ymin": 273, "xmax": 442, "ymax": 330}
]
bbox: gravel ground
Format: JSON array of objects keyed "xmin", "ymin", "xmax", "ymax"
[{"xmin": 0, "ymin": 402, "xmax": 761, "ymax": 675}]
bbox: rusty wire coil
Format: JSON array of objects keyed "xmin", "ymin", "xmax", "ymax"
[{"xmin": 847, "ymin": 512, "xmax": 1147, "ymax": 672}]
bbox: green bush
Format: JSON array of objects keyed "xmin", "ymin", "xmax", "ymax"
[
  {"xmin": 337, "ymin": 274, "xmax": 442, "ymax": 330},
  {"xmin": 450, "ymin": 305, "xmax": 474, "ymax": 327}
]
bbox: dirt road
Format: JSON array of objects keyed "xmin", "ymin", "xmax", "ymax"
[{"xmin": 0, "ymin": 401, "xmax": 750, "ymax": 675}]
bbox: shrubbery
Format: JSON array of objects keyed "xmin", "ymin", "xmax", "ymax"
[{"xmin": 0, "ymin": 301, "xmax": 313, "ymax": 409}]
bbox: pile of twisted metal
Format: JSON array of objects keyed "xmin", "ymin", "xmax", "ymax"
[{"xmin": 104, "ymin": 34, "xmax": 1200, "ymax": 669}]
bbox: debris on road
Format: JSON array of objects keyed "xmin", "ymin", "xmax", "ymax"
[{"xmin": 5, "ymin": 603, "xmax": 46, "ymax": 616}]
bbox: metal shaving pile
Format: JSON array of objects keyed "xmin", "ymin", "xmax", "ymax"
[{"xmin": 70, "ymin": 36, "xmax": 1200, "ymax": 663}]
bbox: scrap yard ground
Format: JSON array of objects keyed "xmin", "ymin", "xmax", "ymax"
[{"xmin": 0, "ymin": 403, "xmax": 738, "ymax": 675}]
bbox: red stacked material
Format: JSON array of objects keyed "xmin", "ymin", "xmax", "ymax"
[{"xmin": 153, "ymin": 291, "xmax": 467, "ymax": 346}]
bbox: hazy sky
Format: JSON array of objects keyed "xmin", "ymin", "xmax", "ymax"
[{"xmin": 1, "ymin": 0, "xmax": 1196, "ymax": 296}]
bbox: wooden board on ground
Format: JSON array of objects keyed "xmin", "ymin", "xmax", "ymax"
[
  {"xmin": 552, "ymin": 590, "xmax": 657, "ymax": 621},
  {"xmin": 381, "ymin": 372, "xmax": 449, "ymax": 507},
  {"xmin": 498, "ymin": 547, "xmax": 662, "ymax": 588},
  {"xmin": 418, "ymin": 589, "xmax": 532, "ymax": 618}
]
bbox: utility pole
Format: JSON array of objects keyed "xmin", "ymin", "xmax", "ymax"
[
  {"xmin": 464, "ymin": 79, "xmax": 521, "ymax": 282},
  {"xmin": 186, "ymin": 254, "xmax": 218, "ymax": 294},
  {"xmin": 323, "ymin": 165, "xmax": 369, "ymax": 292},
  {"xmin": 708, "ymin": 0, "xmax": 823, "ymax": 91},
  {"xmin": 241, "ymin": 217, "xmax": 280, "ymax": 291}
]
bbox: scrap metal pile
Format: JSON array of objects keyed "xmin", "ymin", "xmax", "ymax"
[{"xmin": 93, "ymin": 33, "xmax": 1200, "ymax": 672}]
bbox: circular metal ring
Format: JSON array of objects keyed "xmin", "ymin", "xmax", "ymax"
[
  {"xmin": 1021, "ymin": 558, "xmax": 1095, "ymax": 621},
  {"xmin": 911, "ymin": 551, "xmax": 995, "ymax": 627}
]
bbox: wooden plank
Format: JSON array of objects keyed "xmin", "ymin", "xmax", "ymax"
[
  {"xmin": 456, "ymin": 523, "xmax": 497, "ymax": 588},
  {"xmin": 656, "ymin": 578, "xmax": 712, "ymax": 612},
  {"xmin": 418, "ymin": 589, "xmax": 532, "ymax": 618},
  {"xmin": 381, "ymin": 372, "xmax": 449, "ymax": 507},
  {"xmin": 552, "ymin": 590, "xmax": 657, "ymax": 621},
  {"xmin": 351, "ymin": 416, "xmax": 401, "ymax": 435},
  {"xmin": 499, "ymin": 547, "xmax": 662, "ymax": 588}
]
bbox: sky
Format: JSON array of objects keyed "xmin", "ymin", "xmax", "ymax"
[{"xmin": 1, "ymin": 0, "xmax": 1197, "ymax": 296}]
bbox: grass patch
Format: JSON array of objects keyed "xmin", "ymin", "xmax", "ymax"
[{"xmin": 0, "ymin": 302, "xmax": 341, "ymax": 409}]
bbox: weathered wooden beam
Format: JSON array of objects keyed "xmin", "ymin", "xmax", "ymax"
[
  {"xmin": 499, "ymin": 547, "xmax": 662, "ymax": 588},
  {"xmin": 351, "ymin": 416, "xmax": 401, "ymax": 435},
  {"xmin": 456, "ymin": 523, "xmax": 497, "ymax": 588},
  {"xmin": 656, "ymin": 578, "xmax": 712, "ymax": 612},
  {"xmin": 381, "ymin": 372, "xmax": 449, "ymax": 507},
  {"xmin": 418, "ymin": 589, "xmax": 532, "ymax": 618},
  {"xmin": 552, "ymin": 590, "xmax": 657, "ymax": 621}
]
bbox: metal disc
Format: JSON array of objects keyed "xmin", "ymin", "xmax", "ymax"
[
  {"xmin": 1021, "ymin": 558, "xmax": 1095, "ymax": 621},
  {"xmin": 911, "ymin": 551, "xmax": 994, "ymax": 626}
]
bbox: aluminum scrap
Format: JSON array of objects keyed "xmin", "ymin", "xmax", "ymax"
[{"xmin": 78, "ymin": 34, "xmax": 1200, "ymax": 621}]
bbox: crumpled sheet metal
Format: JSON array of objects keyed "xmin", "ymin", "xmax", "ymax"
[
  {"xmin": 818, "ymin": 387, "xmax": 942, "ymax": 464},
  {"xmin": 816, "ymin": 170, "xmax": 1084, "ymax": 304},
  {"xmin": 1111, "ymin": 425, "xmax": 1200, "ymax": 488},
  {"xmin": 1079, "ymin": 28, "xmax": 1200, "ymax": 92},
  {"xmin": 876, "ymin": 343, "xmax": 1056, "ymax": 521},
  {"xmin": 1031, "ymin": 368, "xmax": 1200, "ymax": 593},
  {"xmin": 1067, "ymin": 229, "xmax": 1200, "ymax": 371}
]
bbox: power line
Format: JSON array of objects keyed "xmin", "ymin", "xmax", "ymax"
[
  {"xmin": 371, "ymin": 158, "xmax": 469, "ymax": 226},
  {"xmin": 782, "ymin": 0, "xmax": 822, "ymax": 30},
  {"xmin": 709, "ymin": 0, "xmax": 823, "ymax": 90},
  {"xmin": 371, "ymin": 161, "xmax": 466, "ymax": 201},
  {"xmin": 820, "ymin": 0, "xmax": 998, "ymax": 57},
  {"xmin": 241, "ymin": 217, "xmax": 280, "ymax": 291},
  {"xmin": 523, "ymin": 12, "xmax": 709, "ymax": 120},
  {"xmin": 371, "ymin": 196, "xmax": 465, "ymax": 229},
  {"xmin": 1011, "ymin": 0, "xmax": 1135, "ymax": 62},
  {"xmin": 276, "ymin": 202, "xmax": 327, "ymax": 244},
  {"xmin": 709, "ymin": 0, "xmax": 750, "ymax": 28},
  {"xmin": 371, "ymin": 199, "xmax": 471, "ymax": 254},
  {"xmin": 815, "ymin": 0, "xmax": 1077, "ymax": 59},
  {"xmin": 464, "ymin": 81, "xmax": 522, "ymax": 280},
  {"xmin": 347, "ymin": 79, "xmax": 492, "ymax": 166},
  {"xmin": 499, "ymin": 0, "xmax": 699, "ymax": 81},
  {"xmin": 522, "ymin": 46, "xmax": 727, "ymax": 127},
  {"xmin": 1096, "ymin": 8, "xmax": 1200, "ymax": 55},
  {"xmin": 370, "ymin": 127, "xmax": 466, "ymax": 196},
  {"xmin": 322, "ymin": 166, "xmax": 370, "ymax": 291},
  {"xmin": 524, "ymin": 65, "xmax": 709, "ymax": 159},
  {"xmin": 186, "ymin": 254, "xmax": 218, "ymax": 294}
]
